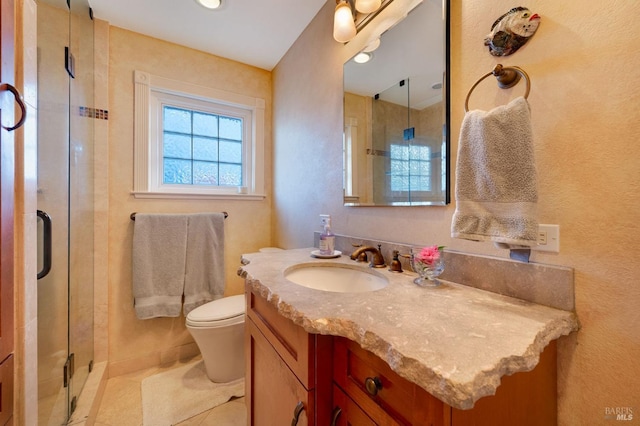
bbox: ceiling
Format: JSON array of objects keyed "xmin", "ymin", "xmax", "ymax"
[
  {"xmin": 43, "ymin": 0, "xmax": 444, "ymax": 106},
  {"xmin": 86, "ymin": 0, "xmax": 327, "ymax": 70}
]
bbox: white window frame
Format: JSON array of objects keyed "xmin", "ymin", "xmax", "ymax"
[
  {"xmin": 343, "ymin": 117, "xmax": 359, "ymax": 198},
  {"xmin": 133, "ymin": 70, "xmax": 265, "ymax": 200}
]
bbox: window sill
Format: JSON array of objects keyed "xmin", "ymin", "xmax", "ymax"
[{"xmin": 131, "ymin": 191, "xmax": 266, "ymax": 201}]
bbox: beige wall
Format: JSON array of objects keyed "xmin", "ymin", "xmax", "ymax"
[
  {"xmin": 107, "ymin": 27, "xmax": 273, "ymax": 374},
  {"xmin": 274, "ymin": 1, "xmax": 640, "ymax": 424}
]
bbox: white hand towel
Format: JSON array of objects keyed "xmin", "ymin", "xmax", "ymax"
[
  {"xmin": 183, "ymin": 213, "xmax": 226, "ymax": 315},
  {"xmin": 451, "ymin": 96, "xmax": 538, "ymax": 245},
  {"xmin": 133, "ymin": 214, "xmax": 188, "ymax": 319}
]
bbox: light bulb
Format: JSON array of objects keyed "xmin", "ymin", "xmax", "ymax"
[
  {"xmin": 333, "ymin": 1, "xmax": 356, "ymax": 43},
  {"xmin": 355, "ymin": 0, "xmax": 381, "ymax": 14}
]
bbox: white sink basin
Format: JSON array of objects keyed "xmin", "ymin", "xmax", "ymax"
[{"xmin": 284, "ymin": 263, "xmax": 389, "ymax": 293}]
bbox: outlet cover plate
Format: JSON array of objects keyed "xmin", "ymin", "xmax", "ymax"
[{"xmin": 534, "ymin": 224, "xmax": 560, "ymax": 252}]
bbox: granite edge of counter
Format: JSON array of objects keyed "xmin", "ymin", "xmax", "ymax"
[{"xmin": 238, "ymin": 250, "xmax": 580, "ymax": 410}]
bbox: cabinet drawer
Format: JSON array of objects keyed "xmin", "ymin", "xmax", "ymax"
[
  {"xmin": 334, "ymin": 337, "xmax": 413, "ymax": 424},
  {"xmin": 246, "ymin": 289, "xmax": 315, "ymax": 388},
  {"xmin": 334, "ymin": 337, "xmax": 446, "ymax": 426}
]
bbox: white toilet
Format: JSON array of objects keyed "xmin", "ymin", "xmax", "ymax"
[{"xmin": 186, "ymin": 294, "xmax": 245, "ymax": 383}]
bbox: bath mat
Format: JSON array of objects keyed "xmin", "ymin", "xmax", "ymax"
[{"xmin": 141, "ymin": 360, "xmax": 244, "ymax": 425}]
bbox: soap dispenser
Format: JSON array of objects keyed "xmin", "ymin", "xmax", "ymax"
[{"xmin": 319, "ymin": 217, "xmax": 335, "ymax": 255}]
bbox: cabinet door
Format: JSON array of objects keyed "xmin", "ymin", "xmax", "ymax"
[
  {"xmin": 246, "ymin": 317, "xmax": 313, "ymax": 426},
  {"xmin": 332, "ymin": 384, "xmax": 377, "ymax": 426},
  {"xmin": 451, "ymin": 341, "xmax": 557, "ymax": 426},
  {"xmin": 246, "ymin": 289, "xmax": 315, "ymax": 387},
  {"xmin": 0, "ymin": 354, "xmax": 13, "ymax": 425}
]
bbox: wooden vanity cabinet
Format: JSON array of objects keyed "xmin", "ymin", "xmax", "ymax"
[
  {"xmin": 245, "ymin": 289, "xmax": 333, "ymax": 425},
  {"xmin": 246, "ymin": 289, "xmax": 557, "ymax": 426}
]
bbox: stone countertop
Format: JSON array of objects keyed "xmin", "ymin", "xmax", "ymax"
[{"xmin": 238, "ymin": 248, "xmax": 579, "ymax": 410}]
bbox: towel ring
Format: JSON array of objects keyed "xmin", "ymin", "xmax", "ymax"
[{"xmin": 464, "ymin": 64, "xmax": 530, "ymax": 112}]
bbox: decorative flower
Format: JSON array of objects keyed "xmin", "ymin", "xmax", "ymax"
[
  {"xmin": 411, "ymin": 245, "xmax": 445, "ymax": 286},
  {"xmin": 415, "ymin": 245, "xmax": 444, "ymax": 266}
]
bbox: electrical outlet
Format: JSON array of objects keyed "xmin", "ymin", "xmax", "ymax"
[
  {"xmin": 534, "ymin": 224, "xmax": 560, "ymax": 252},
  {"xmin": 320, "ymin": 214, "xmax": 330, "ymax": 227}
]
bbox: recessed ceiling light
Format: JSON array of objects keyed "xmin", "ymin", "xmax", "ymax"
[
  {"xmin": 196, "ymin": 0, "xmax": 222, "ymax": 10},
  {"xmin": 353, "ymin": 52, "xmax": 373, "ymax": 64}
]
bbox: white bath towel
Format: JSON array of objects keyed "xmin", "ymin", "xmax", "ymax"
[
  {"xmin": 133, "ymin": 214, "xmax": 188, "ymax": 319},
  {"xmin": 183, "ymin": 213, "xmax": 226, "ymax": 315},
  {"xmin": 451, "ymin": 96, "xmax": 538, "ymax": 245}
]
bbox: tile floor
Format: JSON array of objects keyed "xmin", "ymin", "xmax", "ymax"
[{"xmin": 95, "ymin": 358, "xmax": 246, "ymax": 426}]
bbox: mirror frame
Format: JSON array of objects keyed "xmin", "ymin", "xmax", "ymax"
[{"xmin": 342, "ymin": 0, "xmax": 450, "ymax": 207}]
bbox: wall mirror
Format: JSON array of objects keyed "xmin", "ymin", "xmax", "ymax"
[{"xmin": 343, "ymin": 0, "xmax": 450, "ymax": 206}]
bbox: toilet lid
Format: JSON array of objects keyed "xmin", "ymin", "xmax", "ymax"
[{"xmin": 187, "ymin": 294, "xmax": 245, "ymax": 323}]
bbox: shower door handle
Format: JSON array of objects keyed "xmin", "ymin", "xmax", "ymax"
[{"xmin": 37, "ymin": 210, "xmax": 52, "ymax": 279}]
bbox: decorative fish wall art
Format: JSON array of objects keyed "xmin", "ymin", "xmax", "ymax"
[{"xmin": 484, "ymin": 7, "xmax": 540, "ymax": 56}]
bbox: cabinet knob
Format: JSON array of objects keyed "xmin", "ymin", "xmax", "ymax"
[
  {"xmin": 291, "ymin": 401, "xmax": 304, "ymax": 426},
  {"xmin": 331, "ymin": 406, "xmax": 342, "ymax": 426},
  {"xmin": 364, "ymin": 376, "xmax": 383, "ymax": 396}
]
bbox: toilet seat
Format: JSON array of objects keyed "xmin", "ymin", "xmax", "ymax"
[{"xmin": 186, "ymin": 294, "xmax": 245, "ymax": 328}]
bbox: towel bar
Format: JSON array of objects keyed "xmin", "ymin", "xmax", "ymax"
[
  {"xmin": 464, "ymin": 64, "xmax": 530, "ymax": 112},
  {"xmin": 130, "ymin": 211, "xmax": 228, "ymax": 221}
]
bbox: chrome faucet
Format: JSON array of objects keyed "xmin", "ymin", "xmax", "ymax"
[{"xmin": 350, "ymin": 244, "xmax": 386, "ymax": 268}]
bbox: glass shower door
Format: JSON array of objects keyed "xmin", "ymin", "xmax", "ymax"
[
  {"xmin": 37, "ymin": 2, "xmax": 71, "ymax": 423},
  {"xmin": 68, "ymin": 0, "xmax": 95, "ymax": 414},
  {"xmin": 37, "ymin": 0, "xmax": 94, "ymax": 423}
]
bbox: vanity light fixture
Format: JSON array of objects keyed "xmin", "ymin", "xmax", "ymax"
[
  {"xmin": 356, "ymin": 0, "xmax": 382, "ymax": 13},
  {"xmin": 333, "ymin": 0, "xmax": 393, "ymax": 43},
  {"xmin": 334, "ymin": 0, "xmax": 357, "ymax": 43},
  {"xmin": 195, "ymin": 0, "xmax": 222, "ymax": 10}
]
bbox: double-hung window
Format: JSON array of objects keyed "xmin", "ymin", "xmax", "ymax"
[{"xmin": 133, "ymin": 70, "xmax": 265, "ymax": 199}]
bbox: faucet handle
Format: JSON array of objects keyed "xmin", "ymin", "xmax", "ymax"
[{"xmin": 388, "ymin": 250, "xmax": 403, "ymax": 273}]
